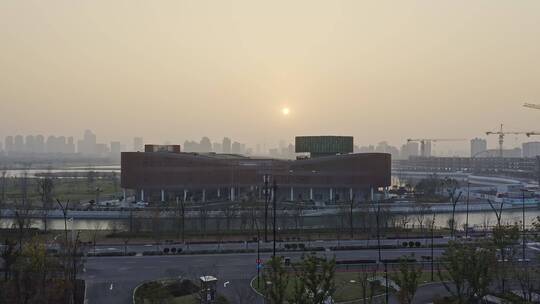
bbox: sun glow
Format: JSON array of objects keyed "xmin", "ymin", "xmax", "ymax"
[{"xmin": 282, "ymin": 107, "xmax": 290, "ymax": 116}]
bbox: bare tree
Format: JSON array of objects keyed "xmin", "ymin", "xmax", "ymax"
[
  {"xmin": 413, "ymin": 203, "xmax": 431, "ymax": 235},
  {"xmin": 0, "ymin": 166, "xmax": 7, "ymax": 220},
  {"xmin": 37, "ymin": 176, "xmax": 54, "ymax": 233},
  {"xmin": 13, "ymin": 199, "xmax": 34, "ymax": 250},
  {"xmin": 91, "ymin": 222, "xmax": 102, "ymax": 254},
  {"xmin": 356, "ymin": 265, "xmax": 378, "ymax": 304},
  {"xmin": 224, "ymin": 206, "xmax": 237, "ymax": 231}
]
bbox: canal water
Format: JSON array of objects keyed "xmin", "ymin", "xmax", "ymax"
[{"xmin": 1, "ymin": 208, "xmax": 538, "ymax": 231}]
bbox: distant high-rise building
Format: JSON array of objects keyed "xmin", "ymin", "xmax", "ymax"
[
  {"xmin": 523, "ymin": 142, "xmax": 540, "ymax": 158},
  {"xmin": 183, "ymin": 140, "xmax": 199, "ymax": 152},
  {"xmin": 25, "ymin": 135, "xmax": 35, "ymax": 153},
  {"xmin": 14, "ymin": 135, "xmax": 24, "ymax": 153},
  {"xmin": 46, "ymin": 136, "xmax": 56, "ymax": 153},
  {"xmin": 66, "ymin": 137, "xmax": 75, "ymax": 153},
  {"xmin": 470, "ymin": 138, "xmax": 487, "ymax": 157},
  {"xmin": 375, "ymin": 141, "xmax": 400, "ymax": 159},
  {"xmin": 423, "ymin": 141, "xmax": 432, "ymax": 157},
  {"xmin": 400, "ymin": 142, "xmax": 419, "ymax": 159},
  {"xmin": 212, "ymin": 142, "xmax": 222, "ymax": 153},
  {"xmin": 110, "ymin": 141, "xmax": 121, "ymax": 157},
  {"xmin": 77, "ymin": 130, "xmax": 97, "ymax": 155},
  {"xmin": 57, "ymin": 136, "xmax": 67, "ymax": 153},
  {"xmin": 222, "ymin": 137, "xmax": 231, "ymax": 154},
  {"xmin": 35, "ymin": 135, "xmax": 45, "ymax": 153},
  {"xmin": 95, "ymin": 143, "xmax": 109, "ymax": 156},
  {"xmin": 133, "ymin": 137, "xmax": 144, "ymax": 152},
  {"xmin": 231, "ymin": 141, "xmax": 241, "ymax": 154},
  {"xmin": 5, "ymin": 136, "xmax": 14, "ymax": 154},
  {"xmin": 200, "ymin": 137, "xmax": 212, "ymax": 152}
]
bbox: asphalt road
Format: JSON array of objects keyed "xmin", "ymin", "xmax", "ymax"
[
  {"xmin": 82, "ymin": 240, "xmax": 540, "ymax": 304},
  {"xmin": 82, "ymin": 248, "xmax": 446, "ymax": 304},
  {"xmin": 88, "ymin": 237, "xmax": 450, "ymax": 255}
]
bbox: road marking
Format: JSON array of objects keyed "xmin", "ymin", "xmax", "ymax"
[
  {"xmin": 109, "ymin": 283, "xmax": 114, "ymax": 290},
  {"xmin": 224, "ymin": 281, "xmax": 230, "ymax": 288}
]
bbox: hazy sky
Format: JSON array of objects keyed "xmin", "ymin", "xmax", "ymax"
[{"xmin": 1, "ymin": 0, "xmax": 540, "ymax": 152}]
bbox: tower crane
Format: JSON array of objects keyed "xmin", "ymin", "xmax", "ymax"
[
  {"xmin": 485, "ymin": 124, "xmax": 533, "ymax": 158},
  {"xmin": 406, "ymin": 138, "xmax": 467, "ymax": 157},
  {"xmin": 524, "ymin": 103, "xmax": 540, "ymax": 110}
]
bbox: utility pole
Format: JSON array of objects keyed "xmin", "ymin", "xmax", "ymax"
[
  {"xmin": 466, "ymin": 181, "xmax": 470, "ymax": 238},
  {"xmin": 376, "ymin": 202, "xmax": 381, "ymax": 262},
  {"xmin": 349, "ymin": 196, "xmax": 354, "ymax": 239},
  {"xmin": 257, "ymin": 226, "xmax": 261, "ymax": 289},
  {"xmin": 264, "ymin": 175, "xmax": 269, "ymax": 242},
  {"xmin": 384, "ymin": 261, "xmax": 389, "ymax": 304},
  {"xmin": 522, "ymin": 190, "xmax": 526, "ymax": 262},
  {"xmin": 272, "ymin": 179, "xmax": 277, "ymax": 258},
  {"xmin": 431, "ymin": 214, "xmax": 435, "ymax": 281}
]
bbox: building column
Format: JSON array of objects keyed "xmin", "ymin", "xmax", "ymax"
[
  {"xmin": 202, "ymin": 189, "xmax": 206, "ymax": 202},
  {"xmin": 349, "ymin": 188, "xmax": 353, "ymax": 201},
  {"xmin": 370, "ymin": 187, "xmax": 374, "ymax": 201},
  {"xmin": 329, "ymin": 188, "xmax": 333, "ymax": 202},
  {"xmin": 123, "ymin": 189, "xmax": 127, "ymax": 201},
  {"xmin": 309, "ymin": 188, "xmax": 314, "ymax": 200},
  {"xmin": 183, "ymin": 189, "xmax": 188, "ymax": 202},
  {"xmin": 290, "ymin": 187, "xmax": 294, "ymax": 201},
  {"xmin": 140, "ymin": 189, "xmax": 145, "ymax": 201},
  {"xmin": 217, "ymin": 188, "xmax": 221, "ymax": 198},
  {"xmin": 161, "ymin": 189, "xmax": 165, "ymax": 202},
  {"xmin": 230, "ymin": 187, "xmax": 235, "ymax": 201}
]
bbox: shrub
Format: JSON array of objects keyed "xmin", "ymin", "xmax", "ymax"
[
  {"xmin": 168, "ymin": 279, "xmax": 199, "ymax": 297},
  {"xmin": 402, "ymin": 242, "xmax": 408, "ymax": 247}
]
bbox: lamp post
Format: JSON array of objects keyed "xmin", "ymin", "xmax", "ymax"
[
  {"xmin": 431, "ymin": 214, "xmax": 435, "ymax": 281},
  {"xmin": 522, "ymin": 189, "xmax": 526, "ymax": 262},
  {"xmin": 272, "ymin": 180, "xmax": 278, "ymax": 258},
  {"xmin": 376, "ymin": 202, "xmax": 381, "ymax": 262},
  {"xmin": 264, "ymin": 175, "xmax": 269, "ymax": 242},
  {"xmin": 466, "ymin": 181, "xmax": 470, "ymax": 238},
  {"xmin": 384, "ymin": 261, "xmax": 389, "ymax": 304}
]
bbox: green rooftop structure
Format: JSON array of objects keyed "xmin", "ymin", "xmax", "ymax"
[{"xmin": 295, "ymin": 136, "xmax": 353, "ymax": 158}]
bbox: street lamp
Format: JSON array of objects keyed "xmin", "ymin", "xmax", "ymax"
[
  {"xmin": 264, "ymin": 175, "xmax": 269, "ymax": 242},
  {"xmin": 272, "ymin": 179, "xmax": 278, "ymax": 258},
  {"xmin": 375, "ymin": 201, "xmax": 381, "ymax": 262},
  {"xmin": 466, "ymin": 181, "xmax": 470, "ymax": 238},
  {"xmin": 522, "ymin": 189, "xmax": 527, "ymax": 262}
]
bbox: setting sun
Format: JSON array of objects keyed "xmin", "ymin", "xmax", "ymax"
[{"xmin": 282, "ymin": 107, "xmax": 290, "ymax": 116}]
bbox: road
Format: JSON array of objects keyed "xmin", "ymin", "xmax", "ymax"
[
  {"xmin": 82, "ymin": 248, "xmax": 446, "ymax": 304},
  {"xmin": 88, "ymin": 237, "xmax": 450, "ymax": 255}
]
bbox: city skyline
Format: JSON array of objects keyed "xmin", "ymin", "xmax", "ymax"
[{"xmin": 2, "ymin": 1, "xmax": 540, "ymax": 148}]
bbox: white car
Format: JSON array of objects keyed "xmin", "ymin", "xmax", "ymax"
[{"xmin": 134, "ymin": 201, "xmax": 149, "ymax": 208}]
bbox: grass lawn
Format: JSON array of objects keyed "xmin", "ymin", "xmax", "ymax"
[
  {"xmin": 169, "ymin": 294, "xmax": 197, "ymax": 304},
  {"xmin": 252, "ymin": 270, "xmax": 448, "ymax": 303}
]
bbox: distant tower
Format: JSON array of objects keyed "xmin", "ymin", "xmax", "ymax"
[
  {"xmin": 14, "ymin": 135, "xmax": 24, "ymax": 153},
  {"xmin": 222, "ymin": 137, "xmax": 231, "ymax": 154},
  {"xmin": 133, "ymin": 137, "xmax": 144, "ymax": 152},
  {"xmin": 5, "ymin": 136, "xmax": 14, "ymax": 154},
  {"xmin": 35, "ymin": 135, "xmax": 45, "ymax": 153},
  {"xmin": 25, "ymin": 135, "xmax": 35, "ymax": 153},
  {"xmin": 231, "ymin": 141, "xmax": 241, "ymax": 154},
  {"xmin": 200, "ymin": 137, "xmax": 212, "ymax": 153},
  {"xmin": 470, "ymin": 138, "xmax": 487, "ymax": 157},
  {"xmin": 423, "ymin": 141, "xmax": 432, "ymax": 157},
  {"xmin": 522, "ymin": 142, "xmax": 540, "ymax": 158}
]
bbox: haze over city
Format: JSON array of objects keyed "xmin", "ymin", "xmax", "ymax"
[{"xmin": 2, "ymin": 0, "xmax": 540, "ymax": 150}]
